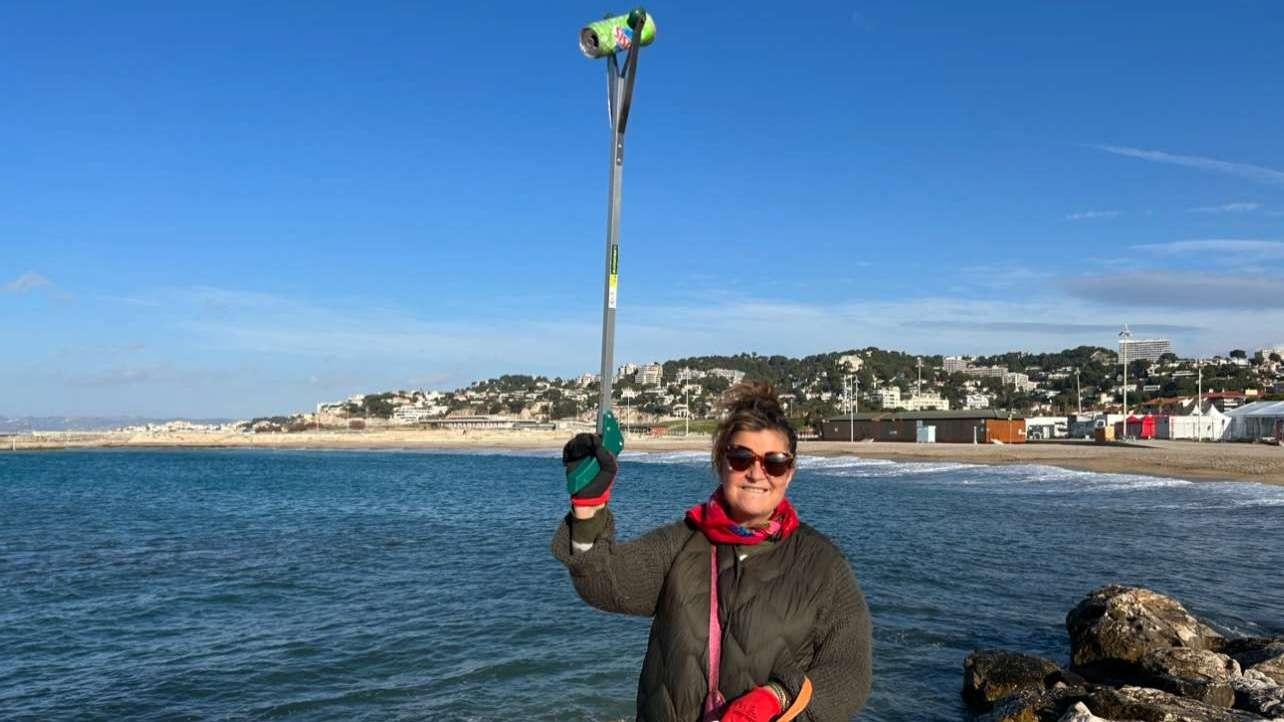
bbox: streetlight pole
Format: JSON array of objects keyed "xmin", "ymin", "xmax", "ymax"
[
  {"xmin": 844, "ymin": 374, "xmax": 854, "ymax": 443},
  {"xmin": 1075, "ymin": 367, "xmax": 1081, "ymax": 415},
  {"xmin": 1197, "ymin": 358, "xmax": 1203, "ymax": 443},
  {"xmin": 684, "ymin": 383, "xmax": 690, "ymax": 437},
  {"xmin": 1119, "ymin": 324, "xmax": 1132, "ymax": 425}
]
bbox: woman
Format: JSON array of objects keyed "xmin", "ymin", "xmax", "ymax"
[{"xmin": 552, "ymin": 382, "xmax": 872, "ymax": 721}]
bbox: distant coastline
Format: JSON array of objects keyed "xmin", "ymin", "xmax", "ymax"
[{"xmin": 6, "ymin": 429, "xmax": 1284, "ymax": 488}]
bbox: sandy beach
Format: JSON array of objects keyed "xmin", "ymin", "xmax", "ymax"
[{"xmin": 6, "ymin": 429, "xmax": 1284, "ymax": 487}]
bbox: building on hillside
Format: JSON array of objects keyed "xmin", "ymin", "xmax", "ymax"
[
  {"xmin": 964, "ymin": 392, "xmax": 991, "ymax": 410},
  {"xmin": 961, "ymin": 365, "xmax": 1006, "ymax": 379},
  {"xmin": 902, "ymin": 392, "xmax": 950, "ymax": 411},
  {"xmin": 1119, "ymin": 337, "xmax": 1173, "ymax": 363},
  {"xmin": 615, "ymin": 363, "xmax": 639, "ymax": 380},
  {"xmin": 1255, "ymin": 345, "xmax": 1284, "ymax": 360},
  {"xmin": 1002, "ymin": 372, "xmax": 1037, "ymax": 392},
  {"xmin": 1202, "ymin": 391, "xmax": 1248, "ymax": 411},
  {"xmin": 876, "ymin": 387, "xmax": 901, "ymax": 408},
  {"xmin": 709, "ymin": 368, "xmax": 745, "ymax": 385},
  {"xmin": 1091, "ymin": 349, "xmax": 1117, "ymax": 364},
  {"xmin": 393, "ymin": 405, "xmax": 449, "ymax": 424},
  {"xmin": 576, "ymin": 373, "xmax": 598, "ymax": 387},
  {"xmin": 838, "ymin": 353, "xmax": 864, "ymax": 371},
  {"xmin": 638, "ymin": 362, "xmax": 664, "ymax": 387},
  {"xmin": 1136, "ymin": 397, "xmax": 1191, "ymax": 415},
  {"xmin": 943, "ymin": 356, "xmax": 970, "ymax": 373},
  {"xmin": 821, "ymin": 410, "xmax": 1025, "ymax": 444},
  {"xmin": 675, "ymin": 367, "xmax": 704, "ymax": 382}
]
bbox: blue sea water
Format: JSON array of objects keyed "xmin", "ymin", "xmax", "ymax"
[{"xmin": 1, "ymin": 449, "xmax": 1281, "ymax": 721}]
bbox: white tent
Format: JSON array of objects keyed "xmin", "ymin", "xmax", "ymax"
[
  {"xmin": 1224, "ymin": 400, "xmax": 1284, "ymax": 441},
  {"xmin": 1167, "ymin": 405, "xmax": 1231, "ymax": 441}
]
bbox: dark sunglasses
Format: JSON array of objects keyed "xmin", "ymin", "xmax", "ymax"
[{"xmin": 724, "ymin": 445, "xmax": 795, "ymax": 477}]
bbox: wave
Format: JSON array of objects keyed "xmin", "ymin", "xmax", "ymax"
[{"xmin": 618, "ymin": 450, "xmax": 707, "ymax": 465}]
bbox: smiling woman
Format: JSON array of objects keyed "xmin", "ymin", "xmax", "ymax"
[{"xmin": 552, "ymin": 381, "xmax": 872, "ymax": 722}]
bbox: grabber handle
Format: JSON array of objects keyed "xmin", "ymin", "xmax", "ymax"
[{"xmin": 566, "ymin": 411, "xmax": 625, "ymax": 494}]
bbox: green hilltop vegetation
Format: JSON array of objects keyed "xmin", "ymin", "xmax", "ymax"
[{"xmin": 271, "ymin": 345, "xmax": 1278, "ymax": 429}]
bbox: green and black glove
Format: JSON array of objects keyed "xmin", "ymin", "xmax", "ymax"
[{"xmin": 563, "ymin": 432, "xmax": 618, "ymax": 507}]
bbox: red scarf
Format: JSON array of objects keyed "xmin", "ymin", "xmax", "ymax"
[{"xmin": 685, "ymin": 487, "xmax": 800, "ymax": 545}]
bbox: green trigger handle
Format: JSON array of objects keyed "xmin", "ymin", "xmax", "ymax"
[{"xmin": 566, "ymin": 411, "xmax": 624, "ymax": 494}]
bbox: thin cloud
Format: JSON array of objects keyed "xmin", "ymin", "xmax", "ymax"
[
  {"xmin": 4, "ymin": 271, "xmax": 52, "ymax": 294},
  {"xmin": 908, "ymin": 321, "xmax": 1202, "ymax": 334},
  {"xmin": 1131, "ymin": 239, "xmax": 1284, "ymax": 258},
  {"xmin": 1189, "ymin": 202, "xmax": 1260, "ymax": 214},
  {"xmin": 1065, "ymin": 210, "xmax": 1121, "ymax": 221},
  {"xmin": 1093, "ymin": 145, "xmax": 1284, "ymax": 186},
  {"xmin": 1061, "ymin": 272, "xmax": 1284, "ymax": 310}
]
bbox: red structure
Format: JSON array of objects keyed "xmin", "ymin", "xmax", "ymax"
[{"xmin": 1120, "ymin": 414, "xmax": 1168, "ymax": 439}]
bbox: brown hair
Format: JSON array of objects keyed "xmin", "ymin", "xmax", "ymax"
[{"xmin": 711, "ymin": 380, "xmax": 798, "ymax": 475}]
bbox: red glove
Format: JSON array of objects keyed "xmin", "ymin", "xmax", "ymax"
[{"xmin": 720, "ymin": 686, "xmax": 782, "ymax": 722}]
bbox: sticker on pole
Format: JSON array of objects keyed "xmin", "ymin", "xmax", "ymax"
[{"xmin": 608, "ymin": 246, "xmax": 619, "ymax": 309}]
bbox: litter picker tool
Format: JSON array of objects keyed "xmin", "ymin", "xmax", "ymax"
[{"xmin": 566, "ymin": 8, "xmax": 655, "ymax": 495}]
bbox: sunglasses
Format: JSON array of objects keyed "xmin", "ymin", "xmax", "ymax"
[{"xmin": 724, "ymin": 445, "xmax": 795, "ymax": 477}]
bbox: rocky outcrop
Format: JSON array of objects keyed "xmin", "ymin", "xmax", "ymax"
[
  {"xmin": 1214, "ymin": 637, "xmax": 1284, "ymax": 686},
  {"xmin": 1252, "ymin": 657, "xmax": 1284, "ymax": 687},
  {"xmin": 1232, "ymin": 670, "xmax": 1284, "ymax": 718},
  {"xmin": 1082, "ymin": 685, "xmax": 1262, "ymax": 721},
  {"xmin": 964, "ymin": 586, "xmax": 1284, "ymax": 722},
  {"xmin": 1137, "ymin": 648, "xmax": 1240, "ymax": 707},
  {"xmin": 965, "ymin": 650, "xmax": 1064, "ymax": 709},
  {"xmin": 1056, "ymin": 702, "xmax": 1117, "ymax": 722},
  {"xmin": 1066, "ymin": 585, "xmax": 1222, "ymax": 678}
]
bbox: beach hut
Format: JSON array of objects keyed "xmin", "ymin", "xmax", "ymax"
[
  {"xmin": 1225, "ymin": 401, "xmax": 1284, "ymax": 441},
  {"xmin": 1119, "ymin": 414, "xmax": 1167, "ymax": 440}
]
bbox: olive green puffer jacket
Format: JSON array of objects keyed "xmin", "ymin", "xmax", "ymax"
[{"xmin": 551, "ymin": 507, "xmax": 872, "ymax": 721}]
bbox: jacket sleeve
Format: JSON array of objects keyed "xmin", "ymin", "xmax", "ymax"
[
  {"xmin": 550, "ymin": 508, "xmax": 690, "ymax": 618},
  {"xmin": 775, "ymin": 557, "xmax": 873, "ymax": 720}
]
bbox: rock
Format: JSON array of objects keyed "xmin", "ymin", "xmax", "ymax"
[
  {"xmin": 1212, "ymin": 637, "xmax": 1284, "ymax": 685},
  {"xmin": 980, "ymin": 687, "xmax": 1048, "ymax": 722},
  {"xmin": 1250, "ymin": 655, "xmax": 1284, "ymax": 687},
  {"xmin": 1213, "ymin": 637, "xmax": 1284, "ymax": 668},
  {"xmin": 1066, "ymin": 586, "xmax": 1222, "ymax": 679},
  {"xmin": 1084, "ymin": 685, "xmax": 1265, "ymax": 721},
  {"xmin": 1231, "ymin": 670, "xmax": 1284, "ymax": 718},
  {"xmin": 965, "ymin": 650, "xmax": 1065, "ymax": 710},
  {"xmin": 979, "ymin": 686, "xmax": 1095, "ymax": 722},
  {"xmin": 1137, "ymin": 648, "xmax": 1241, "ymax": 708},
  {"xmin": 1057, "ymin": 702, "xmax": 1119, "ymax": 722}
]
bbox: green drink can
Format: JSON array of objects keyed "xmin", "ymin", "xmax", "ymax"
[{"xmin": 579, "ymin": 11, "xmax": 657, "ymax": 58}]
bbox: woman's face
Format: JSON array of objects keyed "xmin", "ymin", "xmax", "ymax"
[{"xmin": 720, "ymin": 428, "xmax": 795, "ymax": 526}]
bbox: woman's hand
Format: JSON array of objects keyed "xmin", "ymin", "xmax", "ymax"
[
  {"xmin": 720, "ymin": 686, "xmax": 783, "ymax": 722},
  {"xmin": 563, "ymin": 432, "xmax": 618, "ymax": 510}
]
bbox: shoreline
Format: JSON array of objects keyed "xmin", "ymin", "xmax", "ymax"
[{"xmin": 7, "ymin": 430, "xmax": 1284, "ymax": 487}]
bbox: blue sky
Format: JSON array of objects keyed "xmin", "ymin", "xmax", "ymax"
[{"xmin": 3, "ymin": 1, "xmax": 1283, "ymax": 418}]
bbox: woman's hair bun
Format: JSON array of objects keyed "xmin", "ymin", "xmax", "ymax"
[{"xmin": 719, "ymin": 380, "xmax": 784, "ymax": 417}]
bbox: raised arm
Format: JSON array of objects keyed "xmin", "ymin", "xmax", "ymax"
[{"xmin": 550, "ymin": 508, "xmax": 690, "ymax": 618}]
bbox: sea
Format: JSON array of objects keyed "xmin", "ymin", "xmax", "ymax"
[{"xmin": 2, "ymin": 449, "xmax": 1281, "ymax": 721}]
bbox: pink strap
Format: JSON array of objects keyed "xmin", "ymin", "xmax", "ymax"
[{"xmin": 703, "ymin": 545, "xmax": 726, "ymax": 721}]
